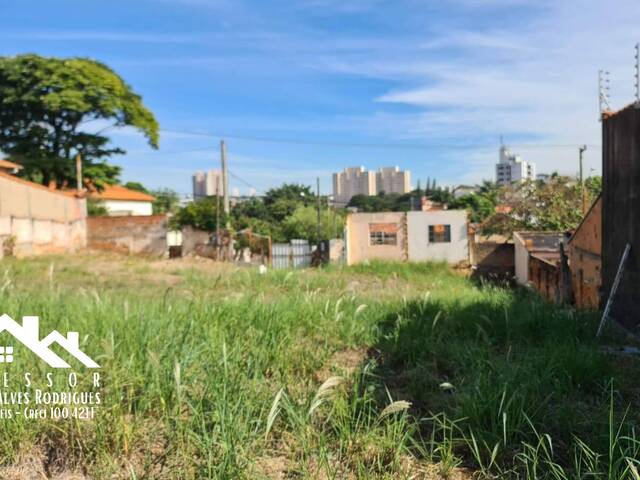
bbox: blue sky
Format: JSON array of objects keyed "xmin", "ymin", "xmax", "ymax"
[{"xmin": 2, "ymin": 0, "xmax": 639, "ymax": 196}]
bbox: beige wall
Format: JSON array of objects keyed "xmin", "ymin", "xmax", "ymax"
[
  {"xmin": 346, "ymin": 212, "xmax": 405, "ymax": 265},
  {"xmin": 0, "ymin": 174, "xmax": 87, "ymax": 257},
  {"xmin": 513, "ymin": 233, "xmax": 530, "ymax": 285},
  {"xmin": 0, "ymin": 175, "xmax": 85, "ymax": 222}
]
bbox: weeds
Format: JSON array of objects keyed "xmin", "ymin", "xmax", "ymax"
[{"xmin": 0, "ymin": 255, "xmax": 637, "ymax": 479}]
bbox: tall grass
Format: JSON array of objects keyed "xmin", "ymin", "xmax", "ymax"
[{"xmin": 0, "ymin": 256, "xmax": 637, "ymax": 479}]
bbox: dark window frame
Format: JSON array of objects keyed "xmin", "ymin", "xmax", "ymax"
[
  {"xmin": 428, "ymin": 224, "xmax": 451, "ymax": 243},
  {"xmin": 369, "ymin": 230, "xmax": 398, "ymax": 246}
]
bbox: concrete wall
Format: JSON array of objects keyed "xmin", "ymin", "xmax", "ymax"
[
  {"xmin": 407, "ymin": 210, "xmax": 468, "ymax": 264},
  {"xmin": 87, "ymin": 215, "xmax": 168, "ymax": 255},
  {"xmin": 471, "ymin": 241, "xmax": 515, "ymax": 279},
  {"xmin": 514, "ymin": 233, "xmax": 530, "ymax": 285},
  {"xmin": 181, "ymin": 226, "xmax": 211, "ymax": 256},
  {"xmin": 103, "ymin": 200, "xmax": 153, "ymax": 216},
  {"xmin": 0, "ymin": 173, "xmax": 87, "ymax": 257},
  {"xmin": 346, "ymin": 212, "xmax": 405, "ymax": 265}
]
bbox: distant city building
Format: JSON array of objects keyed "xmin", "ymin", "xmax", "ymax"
[
  {"xmin": 376, "ymin": 166, "xmax": 411, "ymax": 196},
  {"xmin": 536, "ymin": 173, "xmax": 550, "ymax": 183},
  {"xmin": 192, "ymin": 169, "xmax": 223, "ymax": 199},
  {"xmin": 495, "ymin": 145, "xmax": 536, "ymax": 186},
  {"xmin": 333, "ymin": 167, "xmax": 376, "ymax": 205},
  {"xmin": 333, "ymin": 166, "xmax": 411, "ymax": 205}
]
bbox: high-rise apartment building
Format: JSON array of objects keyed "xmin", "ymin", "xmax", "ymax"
[
  {"xmin": 332, "ymin": 166, "xmax": 411, "ymax": 205},
  {"xmin": 192, "ymin": 169, "xmax": 223, "ymax": 199},
  {"xmin": 495, "ymin": 145, "xmax": 536, "ymax": 186},
  {"xmin": 333, "ymin": 167, "xmax": 376, "ymax": 206},
  {"xmin": 376, "ymin": 166, "xmax": 411, "ymax": 196}
]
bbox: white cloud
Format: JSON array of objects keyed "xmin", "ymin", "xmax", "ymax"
[{"xmin": 325, "ymin": 0, "xmax": 640, "ymax": 181}]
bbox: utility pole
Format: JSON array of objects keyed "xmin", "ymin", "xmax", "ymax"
[
  {"xmin": 75, "ymin": 153, "xmax": 83, "ymax": 193},
  {"xmin": 216, "ymin": 176, "xmax": 221, "ymax": 258},
  {"xmin": 579, "ymin": 145, "xmax": 587, "ymax": 213},
  {"xmin": 598, "ymin": 69, "xmax": 611, "ymax": 118},
  {"xmin": 316, "ymin": 177, "xmax": 321, "ymax": 245},
  {"xmin": 220, "ymin": 140, "xmax": 230, "ymax": 228}
]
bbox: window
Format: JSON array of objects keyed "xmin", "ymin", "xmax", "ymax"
[
  {"xmin": 429, "ymin": 224, "xmax": 451, "ymax": 243},
  {"xmin": 369, "ymin": 223, "xmax": 398, "ymax": 245},
  {"xmin": 0, "ymin": 346, "xmax": 14, "ymax": 363}
]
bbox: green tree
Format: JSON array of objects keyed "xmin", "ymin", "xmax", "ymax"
[
  {"xmin": 123, "ymin": 181, "xmax": 149, "ymax": 193},
  {"xmin": 281, "ymin": 205, "xmax": 345, "ymax": 243},
  {"xmin": 263, "ymin": 183, "xmax": 314, "ymax": 206},
  {"xmin": 151, "ymin": 188, "xmax": 180, "ymax": 215},
  {"xmin": 450, "ymin": 194, "xmax": 495, "ymax": 223},
  {"xmin": 347, "ymin": 192, "xmax": 407, "ymax": 212},
  {"xmin": 0, "ymin": 54, "xmax": 159, "ymax": 188},
  {"xmin": 585, "ymin": 175, "xmax": 602, "ymax": 198},
  {"xmin": 482, "ymin": 176, "xmax": 587, "ymax": 235},
  {"xmin": 477, "ymin": 180, "xmax": 501, "ymax": 204},
  {"xmin": 171, "ymin": 197, "xmax": 226, "ymax": 232},
  {"xmin": 87, "ymin": 199, "xmax": 108, "ymax": 217}
]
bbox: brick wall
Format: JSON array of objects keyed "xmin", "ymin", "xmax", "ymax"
[
  {"xmin": 470, "ymin": 241, "xmax": 514, "ymax": 279},
  {"xmin": 87, "ymin": 215, "xmax": 168, "ymax": 255},
  {"xmin": 529, "ymin": 255, "xmax": 560, "ymax": 303}
]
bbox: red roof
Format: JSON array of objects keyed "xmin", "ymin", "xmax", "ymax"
[{"xmin": 89, "ymin": 184, "xmax": 155, "ymax": 202}]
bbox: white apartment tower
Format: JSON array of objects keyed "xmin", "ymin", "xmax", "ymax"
[
  {"xmin": 332, "ymin": 166, "xmax": 411, "ymax": 205},
  {"xmin": 192, "ymin": 169, "xmax": 223, "ymax": 199},
  {"xmin": 376, "ymin": 166, "xmax": 411, "ymax": 195},
  {"xmin": 333, "ymin": 167, "xmax": 376, "ymax": 206},
  {"xmin": 495, "ymin": 145, "xmax": 536, "ymax": 186}
]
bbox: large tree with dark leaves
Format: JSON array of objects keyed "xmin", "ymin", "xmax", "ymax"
[{"xmin": 0, "ymin": 54, "xmax": 159, "ymax": 188}]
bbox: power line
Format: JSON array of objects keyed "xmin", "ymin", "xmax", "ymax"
[
  {"xmin": 228, "ymin": 169, "xmax": 264, "ymax": 194},
  {"xmin": 160, "ymin": 128, "xmax": 601, "ymax": 151}
]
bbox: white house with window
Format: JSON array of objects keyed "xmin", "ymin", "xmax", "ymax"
[
  {"xmin": 89, "ymin": 184, "xmax": 155, "ymax": 216},
  {"xmin": 345, "ymin": 210, "xmax": 468, "ymax": 265},
  {"xmin": 406, "ymin": 210, "xmax": 468, "ymax": 263}
]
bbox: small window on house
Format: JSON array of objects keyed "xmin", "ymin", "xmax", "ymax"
[
  {"xmin": 429, "ymin": 224, "xmax": 451, "ymax": 243},
  {"xmin": 369, "ymin": 223, "xmax": 398, "ymax": 245}
]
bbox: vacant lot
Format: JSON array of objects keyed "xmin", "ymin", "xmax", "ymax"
[{"xmin": 0, "ymin": 254, "xmax": 638, "ymax": 479}]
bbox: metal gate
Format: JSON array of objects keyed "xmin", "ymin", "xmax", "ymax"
[{"xmin": 271, "ymin": 239, "xmax": 312, "ymax": 269}]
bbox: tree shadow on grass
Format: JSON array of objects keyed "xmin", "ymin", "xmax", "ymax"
[{"xmin": 364, "ymin": 288, "xmax": 623, "ymax": 470}]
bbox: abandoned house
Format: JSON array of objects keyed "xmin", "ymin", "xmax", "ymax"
[
  {"xmin": 345, "ymin": 210, "xmax": 468, "ymax": 265},
  {"xmin": 513, "ymin": 231, "xmax": 564, "ymax": 282}
]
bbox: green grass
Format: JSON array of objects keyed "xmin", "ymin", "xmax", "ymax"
[{"xmin": 0, "ymin": 255, "xmax": 638, "ymax": 479}]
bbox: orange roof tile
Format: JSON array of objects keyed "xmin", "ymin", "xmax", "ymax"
[
  {"xmin": 0, "ymin": 159, "xmax": 23, "ymax": 170},
  {"xmin": 90, "ymin": 184, "xmax": 155, "ymax": 202}
]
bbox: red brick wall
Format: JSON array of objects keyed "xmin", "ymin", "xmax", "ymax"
[
  {"xmin": 529, "ymin": 256, "xmax": 560, "ymax": 303},
  {"xmin": 87, "ymin": 215, "xmax": 168, "ymax": 255}
]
